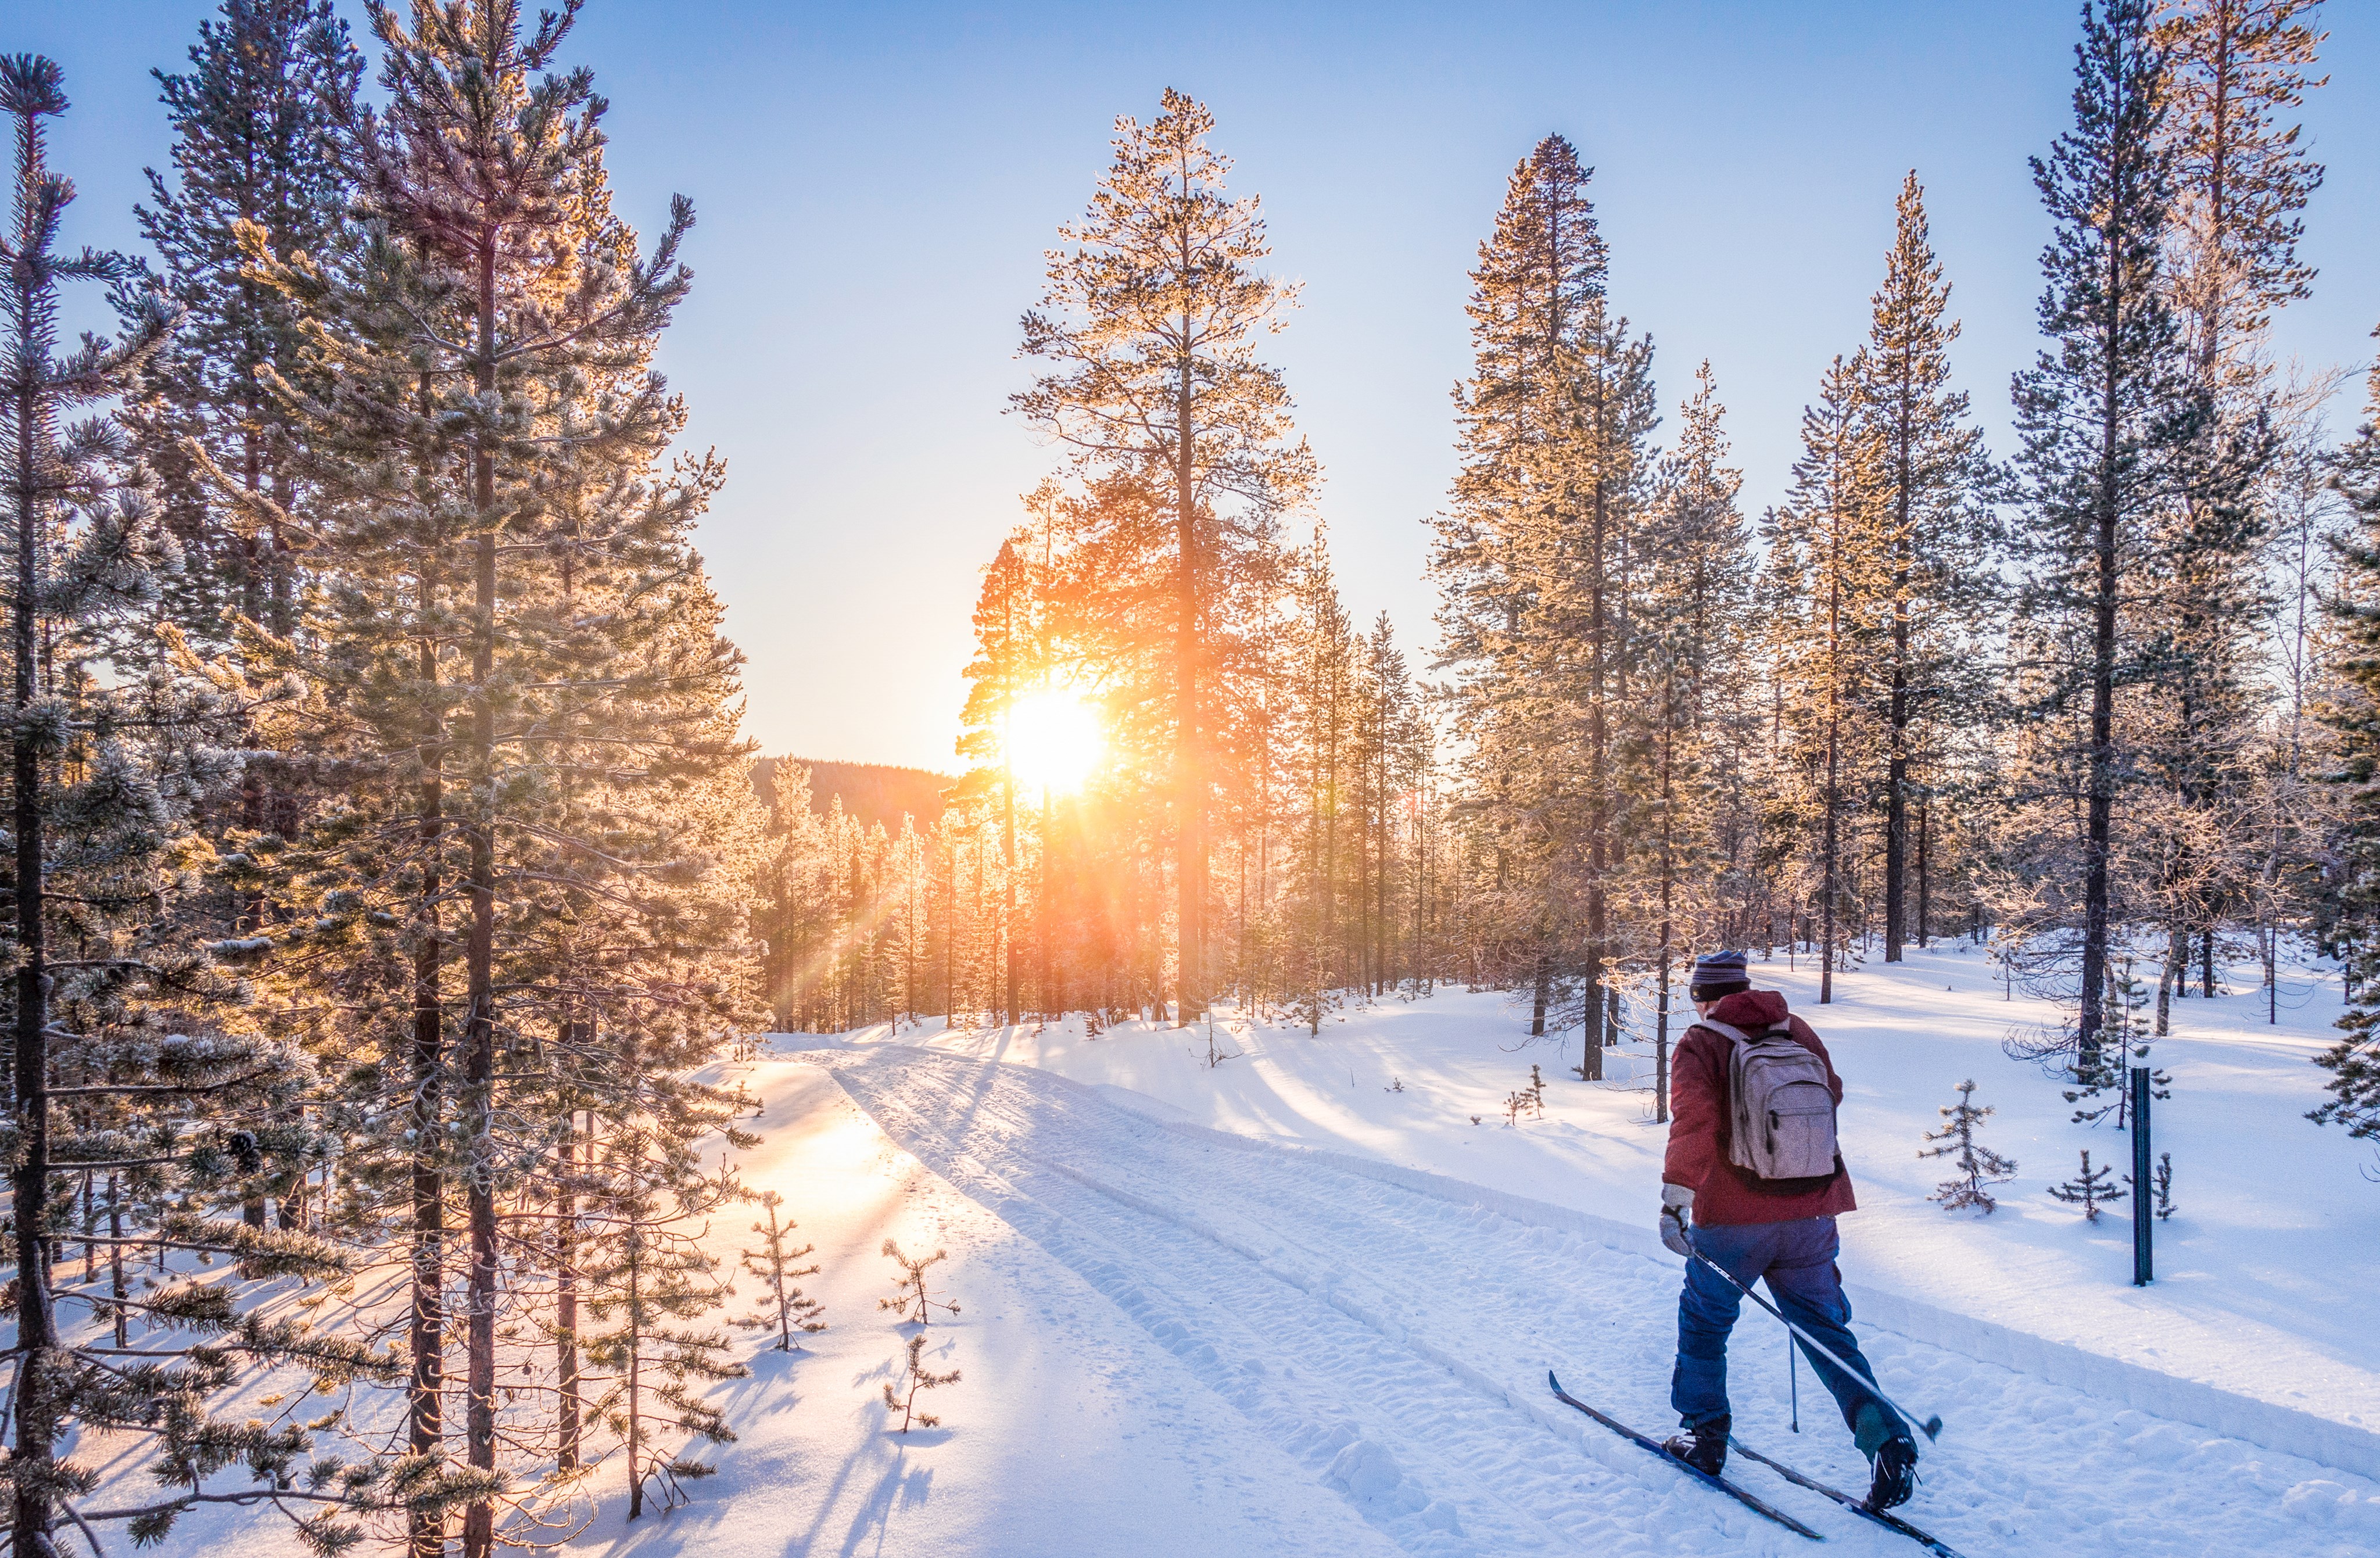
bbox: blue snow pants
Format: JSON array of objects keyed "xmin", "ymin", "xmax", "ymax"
[{"xmin": 1671, "ymin": 1215, "xmax": 1898, "ymax": 1455}]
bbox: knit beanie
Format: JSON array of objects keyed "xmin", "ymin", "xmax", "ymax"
[{"xmin": 1689, "ymin": 950, "xmax": 1751, "ymax": 1002}]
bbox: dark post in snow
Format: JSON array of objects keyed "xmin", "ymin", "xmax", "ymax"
[{"xmin": 2131, "ymin": 1065, "xmax": 2153, "ymax": 1287}]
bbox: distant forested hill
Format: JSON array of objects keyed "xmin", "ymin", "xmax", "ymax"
[{"xmin": 753, "ymin": 755, "xmax": 953, "ymax": 830}]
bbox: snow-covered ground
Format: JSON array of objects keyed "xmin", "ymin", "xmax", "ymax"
[
  {"xmin": 851, "ymin": 942, "xmax": 2380, "ymax": 1450},
  {"xmin": 172, "ymin": 943, "xmax": 2380, "ymax": 1555}
]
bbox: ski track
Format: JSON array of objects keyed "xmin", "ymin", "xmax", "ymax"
[{"xmin": 805, "ymin": 1045, "xmax": 2380, "ymax": 1558}]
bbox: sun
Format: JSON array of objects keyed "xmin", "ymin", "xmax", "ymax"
[{"xmin": 1006, "ymin": 689, "xmax": 1103, "ymax": 796}]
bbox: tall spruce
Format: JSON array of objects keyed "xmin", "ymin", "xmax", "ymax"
[
  {"xmin": 0, "ymin": 53, "xmax": 400, "ymax": 1558},
  {"xmin": 1857, "ymin": 173, "xmax": 1994, "ymax": 961},
  {"xmin": 1430, "ymin": 134, "xmax": 1657, "ymax": 1068},
  {"xmin": 2011, "ymin": 0, "xmax": 2205, "ymax": 1070},
  {"xmin": 1013, "ymin": 88, "xmax": 1316, "ymax": 1026},
  {"xmin": 1772, "ymin": 356, "xmax": 1888, "ymax": 1003},
  {"xmin": 132, "ymin": 0, "xmax": 362, "ymax": 652},
  {"xmin": 2314, "ymin": 365, "xmax": 2380, "ymax": 1141}
]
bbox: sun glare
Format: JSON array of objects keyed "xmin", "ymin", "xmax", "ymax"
[{"xmin": 1006, "ymin": 690, "xmax": 1103, "ymax": 796}]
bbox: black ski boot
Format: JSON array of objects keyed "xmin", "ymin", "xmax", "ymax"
[
  {"xmin": 1866, "ymin": 1434, "xmax": 1918, "ymax": 1511},
  {"xmin": 1662, "ymin": 1413, "xmax": 1729, "ymax": 1477}
]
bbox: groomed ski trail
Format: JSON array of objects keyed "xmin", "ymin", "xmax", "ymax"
[{"xmin": 800, "ymin": 1043, "xmax": 2380, "ymax": 1558}]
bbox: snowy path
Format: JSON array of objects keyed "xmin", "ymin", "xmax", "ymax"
[{"xmin": 807, "ymin": 1042, "xmax": 2380, "ymax": 1558}]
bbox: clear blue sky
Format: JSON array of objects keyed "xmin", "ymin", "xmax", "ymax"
[{"xmin": 19, "ymin": 1, "xmax": 2380, "ymax": 772}]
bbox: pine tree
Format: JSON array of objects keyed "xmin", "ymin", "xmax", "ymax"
[
  {"xmin": 1014, "ymin": 89, "xmax": 1316, "ymax": 1027},
  {"xmin": 238, "ymin": 4, "xmax": 761, "ymax": 1549},
  {"xmin": 2012, "ymin": 0, "xmax": 2207, "ymax": 1074},
  {"xmin": 578, "ymin": 1115, "xmax": 749, "ymax": 1523},
  {"xmin": 1430, "ymin": 134, "xmax": 1657, "ymax": 1068},
  {"xmin": 1920, "ymin": 1080, "xmax": 2018, "ymax": 1212},
  {"xmin": 2153, "ymin": 0, "xmax": 2327, "ymax": 384},
  {"xmin": 958, "ymin": 536, "xmax": 1034, "ymax": 1026},
  {"xmin": 879, "ymin": 1238, "xmax": 961, "ymax": 1325},
  {"xmin": 1856, "ymin": 173, "xmax": 1995, "ymax": 961},
  {"xmin": 882, "ymin": 1333, "xmax": 959, "ymax": 1433},
  {"xmin": 1623, "ymin": 361, "xmax": 1752, "ymax": 1111},
  {"xmin": 2140, "ymin": 0, "xmax": 2324, "ymax": 1012},
  {"xmin": 2153, "ymin": 1149, "xmax": 2179, "ymax": 1218},
  {"xmin": 1771, "ymin": 356, "xmax": 1889, "ymax": 1003},
  {"xmin": 2048, "ymin": 1147, "xmax": 2128, "ymax": 1220},
  {"xmin": 132, "ymin": 0, "xmax": 362, "ymax": 652},
  {"xmin": 0, "ymin": 52, "xmax": 399, "ymax": 1558},
  {"xmin": 2312, "ymin": 364, "xmax": 2380, "ymax": 1141},
  {"xmin": 734, "ymin": 1190, "xmax": 825, "ymax": 1349}
]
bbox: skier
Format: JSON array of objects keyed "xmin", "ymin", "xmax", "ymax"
[{"xmin": 1656, "ymin": 949, "xmax": 1920, "ymax": 1510}]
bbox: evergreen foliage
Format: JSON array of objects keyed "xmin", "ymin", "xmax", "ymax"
[
  {"xmin": 879, "ymin": 1238, "xmax": 960, "ymax": 1326},
  {"xmin": 1012, "ymin": 88, "xmax": 1317, "ymax": 1028},
  {"xmin": 2009, "ymin": 0, "xmax": 2208, "ymax": 1076},
  {"xmin": 881, "ymin": 1333, "xmax": 959, "ymax": 1434},
  {"xmin": 1919, "ymin": 1080, "xmax": 2019, "ymax": 1212},
  {"xmin": 734, "ymin": 1190, "xmax": 825, "ymax": 1350},
  {"xmin": 2048, "ymin": 1148, "xmax": 2128, "ymax": 1220}
]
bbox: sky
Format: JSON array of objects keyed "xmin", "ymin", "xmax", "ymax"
[{"xmin": 17, "ymin": 1, "xmax": 2380, "ymax": 773}]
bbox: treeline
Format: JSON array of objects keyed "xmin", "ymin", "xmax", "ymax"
[
  {"xmin": 758, "ymin": 0, "xmax": 2380, "ymax": 1156},
  {"xmin": 4, "ymin": 4, "xmax": 765, "ymax": 1556}
]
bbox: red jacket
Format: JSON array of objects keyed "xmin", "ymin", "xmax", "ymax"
[{"xmin": 1662, "ymin": 988, "xmax": 1857, "ymax": 1226}]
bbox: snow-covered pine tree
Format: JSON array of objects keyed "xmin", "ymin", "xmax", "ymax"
[
  {"xmin": 132, "ymin": 0, "xmax": 361, "ymax": 653},
  {"xmin": 578, "ymin": 1108, "xmax": 749, "ymax": 1522},
  {"xmin": 1920, "ymin": 1080, "xmax": 2018, "ymax": 1212},
  {"xmin": 1349, "ymin": 614, "xmax": 1425, "ymax": 997},
  {"xmin": 1624, "ymin": 361, "xmax": 1754, "ymax": 1116},
  {"xmin": 235, "ymin": 3, "xmax": 762, "ymax": 1548},
  {"xmin": 2312, "ymin": 361, "xmax": 2380, "ymax": 1143},
  {"xmin": 1770, "ymin": 355, "xmax": 1890, "ymax": 1004},
  {"xmin": 2011, "ymin": 0, "xmax": 2207, "ymax": 1076},
  {"xmin": 957, "ymin": 536, "xmax": 1033, "ymax": 1027},
  {"xmin": 734, "ymin": 1190, "xmax": 824, "ymax": 1349},
  {"xmin": 0, "ymin": 53, "xmax": 399, "ymax": 1557},
  {"xmin": 1429, "ymin": 134, "xmax": 1657, "ymax": 1071},
  {"xmin": 2153, "ymin": 0, "xmax": 2326, "ymax": 382},
  {"xmin": 879, "ymin": 1238, "xmax": 960, "ymax": 1325},
  {"xmin": 1014, "ymin": 88, "xmax": 1316, "ymax": 1027},
  {"xmin": 882, "ymin": 1333, "xmax": 959, "ymax": 1434},
  {"xmin": 2048, "ymin": 1148, "xmax": 2128, "ymax": 1221},
  {"xmin": 1287, "ymin": 535, "xmax": 1355, "ymax": 1034},
  {"xmin": 2139, "ymin": 0, "xmax": 2325, "ymax": 1011},
  {"xmin": 1855, "ymin": 173, "xmax": 1995, "ymax": 961}
]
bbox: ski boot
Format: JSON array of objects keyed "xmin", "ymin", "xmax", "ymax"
[
  {"xmin": 1662, "ymin": 1413, "xmax": 1729, "ymax": 1477},
  {"xmin": 1866, "ymin": 1434, "xmax": 1918, "ymax": 1510}
]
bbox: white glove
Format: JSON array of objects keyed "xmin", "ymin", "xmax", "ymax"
[{"xmin": 1659, "ymin": 1184, "xmax": 1695, "ymax": 1257}]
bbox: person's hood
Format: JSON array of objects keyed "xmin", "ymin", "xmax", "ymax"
[{"xmin": 1707, "ymin": 988, "xmax": 1789, "ymax": 1028}]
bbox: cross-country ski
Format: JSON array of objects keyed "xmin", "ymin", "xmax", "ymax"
[
  {"xmin": 1548, "ymin": 1371, "xmax": 1824, "ymax": 1539},
  {"xmin": 1729, "ymin": 1436, "xmax": 1970, "ymax": 1558}
]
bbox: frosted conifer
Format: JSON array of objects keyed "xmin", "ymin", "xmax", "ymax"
[
  {"xmin": 736, "ymin": 1190, "xmax": 826, "ymax": 1350},
  {"xmin": 880, "ymin": 1238, "xmax": 962, "ymax": 1326},
  {"xmin": 883, "ymin": 1333, "xmax": 960, "ymax": 1433},
  {"xmin": 1013, "ymin": 88, "xmax": 1316, "ymax": 1027},
  {"xmin": 1920, "ymin": 1080, "xmax": 2018, "ymax": 1212},
  {"xmin": 2049, "ymin": 1148, "xmax": 2128, "ymax": 1222},
  {"xmin": 2010, "ymin": 0, "xmax": 2207, "ymax": 1076}
]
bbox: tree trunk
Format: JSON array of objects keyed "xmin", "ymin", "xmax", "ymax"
[
  {"xmin": 460, "ymin": 225, "xmax": 501, "ymax": 1558},
  {"xmin": 10, "ymin": 278, "xmax": 58, "ymax": 1556},
  {"xmin": 555, "ymin": 1097, "xmax": 582, "ymax": 1473},
  {"xmin": 1173, "ymin": 352, "xmax": 1202, "ymax": 1026}
]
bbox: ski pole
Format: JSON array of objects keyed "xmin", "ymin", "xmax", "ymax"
[
  {"xmin": 1788, "ymin": 1333, "xmax": 1799, "ymax": 1432},
  {"xmin": 1681, "ymin": 1231, "xmax": 1942, "ymax": 1442}
]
